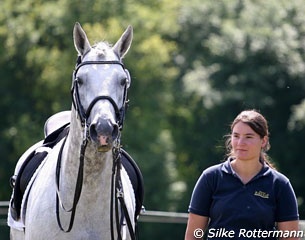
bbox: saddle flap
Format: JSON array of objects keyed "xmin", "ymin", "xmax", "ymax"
[
  {"xmin": 10, "ymin": 122, "xmax": 70, "ymax": 221},
  {"xmin": 11, "ymin": 150, "xmax": 48, "ymax": 220}
]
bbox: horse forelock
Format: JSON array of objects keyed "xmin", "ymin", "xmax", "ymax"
[{"xmin": 91, "ymin": 42, "xmax": 114, "ymax": 58}]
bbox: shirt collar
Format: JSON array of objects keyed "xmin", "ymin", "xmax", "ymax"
[{"xmin": 221, "ymin": 157, "xmax": 271, "ymax": 178}]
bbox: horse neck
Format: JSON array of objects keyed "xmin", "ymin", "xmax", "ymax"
[{"xmin": 61, "ymin": 108, "xmax": 114, "ymax": 192}]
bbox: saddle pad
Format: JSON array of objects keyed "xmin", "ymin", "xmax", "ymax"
[
  {"xmin": 121, "ymin": 149, "xmax": 144, "ymax": 219},
  {"xmin": 10, "ymin": 125, "xmax": 70, "ymax": 221}
]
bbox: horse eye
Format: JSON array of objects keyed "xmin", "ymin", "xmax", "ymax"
[
  {"xmin": 76, "ymin": 77, "xmax": 84, "ymax": 86},
  {"xmin": 120, "ymin": 78, "xmax": 128, "ymax": 86}
]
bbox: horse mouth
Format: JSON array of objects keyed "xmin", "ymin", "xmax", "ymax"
[
  {"xmin": 97, "ymin": 145, "xmax": 111, "ymax": 152},
  {"xmin": 97, "ymin": 135, "xmax": 113, "ymax": 152}
]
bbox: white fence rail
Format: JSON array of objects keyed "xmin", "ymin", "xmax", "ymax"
[
  {"xmin": 1, "ymin": 201, "xmax": 305, "ymax": 233},
  {"xmin": 139, "ymin": 210, "xmax": 188, "ymax": 224},
  {"xmin": 0, "ymin": 201, "xmax": 188, "ymax": 225}
]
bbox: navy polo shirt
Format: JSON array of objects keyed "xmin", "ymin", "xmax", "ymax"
[{"xmin": 188, "ymin": 158, "xmax": 299, "ymax": 239}]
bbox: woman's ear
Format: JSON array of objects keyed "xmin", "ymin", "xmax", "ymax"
[{"xmin": 261, "ymin": 136, "xmax": 269, "ymax": 150}]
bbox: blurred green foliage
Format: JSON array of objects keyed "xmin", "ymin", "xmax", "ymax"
[{"xmin": 1, "ymin": 0, "xmax": 305, "ymax": 239}]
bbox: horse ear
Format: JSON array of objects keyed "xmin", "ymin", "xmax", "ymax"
[
  {"xmin": 73, "ymin": 22, "xmax": 91, "ymax": 56},
  {"xmin": 113, "ymin": 25, "xmax": 133, "ymax": 59}
]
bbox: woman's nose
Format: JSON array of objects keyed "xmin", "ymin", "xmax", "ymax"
[{"xmin": 237, "ymin": 137, "xmax": 246, "ymax": 145}]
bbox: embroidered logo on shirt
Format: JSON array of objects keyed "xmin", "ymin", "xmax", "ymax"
[{"xmin": 254, "ymin": 190, "xmax": 269, "ymax": 199}]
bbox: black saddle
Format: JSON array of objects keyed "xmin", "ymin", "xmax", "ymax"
[{"xmin": 10, "ymin": 112, "xmax": 144, "ymax": 221}]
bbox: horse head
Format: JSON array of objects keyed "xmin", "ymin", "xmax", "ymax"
[{"xmin": 72, "ymin": 22, "xmax": 133, "ymax": 152}]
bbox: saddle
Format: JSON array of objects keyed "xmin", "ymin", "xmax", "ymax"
[{"xmin": 10, "ymin": 111, "xmax": 144, "ymax": 222}]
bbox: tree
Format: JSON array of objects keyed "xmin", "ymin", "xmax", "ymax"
[{"xmin": 173, "ymin": 0, "xmax": 305, "ymax": 218}]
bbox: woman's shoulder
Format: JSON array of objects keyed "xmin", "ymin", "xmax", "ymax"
[
  {"xmin": 203, "ymin": 162, "xmax": 223, "ymax": 172},
  {"xmin": 200, "ymin": 161, "xmax": 226, "ymax": 178},
  {"xmin": 194, "ymin": 162, "xmax": 224, "ymax": 190},
  {"xmin": 266, "ymin": 167, "xmax": 291, "ymax": 185}
]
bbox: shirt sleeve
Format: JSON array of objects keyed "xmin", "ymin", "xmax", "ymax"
[
  {"xmin": 188, "ymin": 167, "xmax": 215, "ymax": 217},
  {"xmin": 275, "ymin": 179, "xmax": 299, "ymax": 222}
]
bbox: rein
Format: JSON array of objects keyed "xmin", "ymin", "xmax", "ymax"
[
  {"xmin": 55, "ymin": 58, "xmax": 136, "ymax": 239},
  {"xmin": 55, "ymin": 128, "xmax": 87, "ymax": 233},
  {"xmin": 111, "ymin": 142, "xmax": 136, "ymax": 240}
]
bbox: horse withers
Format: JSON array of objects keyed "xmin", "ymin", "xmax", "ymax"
[{"xmin": 8, "ymin": 22, "xmax": 143, "ymax": 240}]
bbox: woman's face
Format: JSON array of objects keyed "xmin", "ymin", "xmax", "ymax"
[{"xmin": 231, "ymin": 121, "xmax": 268, "ymax": 162}]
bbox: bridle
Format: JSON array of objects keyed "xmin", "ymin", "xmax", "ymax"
[
  {"xmin": 71, "ymin": 56, "xmax": 130, "ymax": 130},
  {"xmin": 55, "ymin": 56, "xmax": 136, "ymax": 240}
]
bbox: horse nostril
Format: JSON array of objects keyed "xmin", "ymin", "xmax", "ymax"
[
  {"xmin": 89, "ymin": 119, "xmax": 119, "ymax": 144},
  {"xmin": 89, "ymin": 123, "xmax": 98, "ymax": 142},
  {"xmin": 112, "ymin": 124, "xmax": 119, "ymax": 140}
]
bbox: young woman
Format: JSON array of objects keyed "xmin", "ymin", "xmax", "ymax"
[{"xmin": 185, "ymin": 110, "xmax": 300, "ymax": 240}]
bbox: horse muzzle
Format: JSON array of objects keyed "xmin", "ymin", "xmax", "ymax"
[{"xmin": 89, "ymin": 118, "xmax": 119, "ymax": 152}]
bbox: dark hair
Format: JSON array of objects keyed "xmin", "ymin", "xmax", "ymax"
[{"xmin": 225, "ymin": 109, "xmax": 275, "ymax": 168}]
